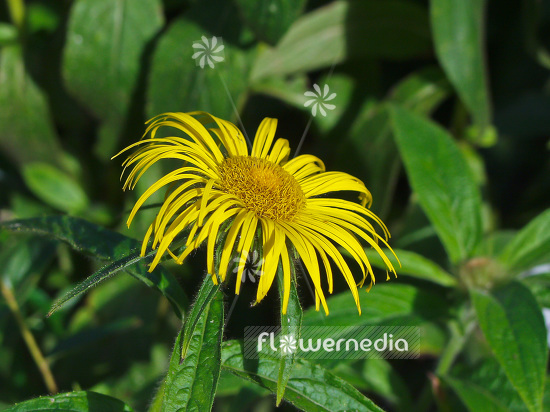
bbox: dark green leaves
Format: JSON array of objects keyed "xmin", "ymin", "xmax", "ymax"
[
  {"xmin": 444, "ymin": 376, "xmax": 509, "ymax": 412},
  {"xmin": 0, "ymin": 45, "xmax": 64, "ymax": 166},
  {"xmin": 234, "ymin": 0, "xmax": 306, "ymax": 45},
  {"xmin": 472, "ymin": 282, "xmax": 548, "ymax": 412},
  {"xmin": 63, "ymin": 0, "xmax": 163, "ymax": 158},
  {"xmin": 430, "ymin": 0, "xmax": 493, "ymax": 145},
  {"xmin": 251, "ymin": 0, "xmax": 431, "ymax": 80},
  {"xmin": 390, "ymin": 105, "xmax": 483, "ymax": 264},
  {"xmin": 4, "ymin": 391, "xmax": 134, "ymax": 411},
  {"xmin": 157, "ymin": 276, "xmax": 224, "ymax": 411},
  {"xmin": 0, "ymin": 216, "xmax": 188, "ymax": 319},
  {"xmin": 222, "ymin": 340, "xmax": 384, "ymax": 411}
]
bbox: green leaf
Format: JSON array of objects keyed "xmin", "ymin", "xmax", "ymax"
[
  {"xmin": 21, "ymin": 162, "xmax": 89, "ymax": 213},
  {"xmin": 499, "ymin": 208, "xmax": 550, "ymax": 273},
  {"xmin": 471, "ymin": 282, "xmax": 548, "ymax": 412},
  {"xmin": 390, "ymin": 105, "xmax": 483, "ymax": 263},
  {"xmin": 389, "ymin": 66, "xmax": 451, "ymax": 115},
  {"xmin": 234, "ymin": 0, "xmax": 306, "ymax": 44},
  {"xmin": 346, "ymin": 68, "xmax": 450, "ymax": 216},
  {"xmin": 63, "ymin": 0, "xmax": 163, "ymax": 158},
  {"xmin": 0, "ymin": 216, "xmax": 188, "ymax": 319},
  {"xmin": 364, "ymin": 248, "xmax": 457, "ymax": 287},
  {"xmin": 522, "ymin": 273, "xmax": 550, "ymax": 309},
  {"xmin": 0, "ymin": 236, "xmax": 55, "ymax": 303},
  {"xmin": 180, "ymin": 275, "xmax": 221, "ymax": 360},
  {"xmin": 361, "ymin": 359, "xmax": 413, "ymax": 410},
  {"xmin": 222, "ymin": 340, "xmax": 384, "ymax": 411},
  {"xmin": 276, "ymin": 262, "xmax": 302, "ymax": 405},
  {"xmin": 251, "ymin": 0, "xmax": 431, "ymax": 81},
  {"xmin": 159, "ymin": 276, "xmax": 224, "ymax": 411},
  {"xmin": 0, "ymin": 23, "xmax": 17, "ymax": 45},
  {"xmin": 147, "ymin": 18, "xmax": 250, "ymax": 123},
  {"xmin": 430, "ymin": 0, "xmax": 492, "ymax": 143},
  {"xmin": 444, "ymin": 376, "xmax": 509, "ymax": 412},
  {"xmin": 4, "ymin": 391, "xmax": 134, "ymax": 411},
  {"xmin": 302, "ymin": 283, "xmax": 449, "ymax": 326},
  {"xmin": 0, "ymin": 45, "xmax": 64, "ymax": 166},
  {"xmin": 450, "ymin": 356, "xmax": 527, "ymax": 412}
]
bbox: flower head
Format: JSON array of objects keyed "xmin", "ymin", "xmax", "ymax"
[{"xmin": 114, "ymin": 112, "xmax": 397, "ymax": 314}]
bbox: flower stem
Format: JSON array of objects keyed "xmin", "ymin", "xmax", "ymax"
[
  {"xmin": 1, "ymin": 282, "xmax": 58, "ymax": 394},
  {"xmin": 7, "ymin": 0, "xmax": 25, "ymax": 30}
]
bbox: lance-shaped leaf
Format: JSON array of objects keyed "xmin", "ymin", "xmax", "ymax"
[
  {"xmin": 390, "ymin": 105, "xmax": 483, "ymax": 263},
  {"xmin": 222, "ymin": 340, "xmax": 384, "ymax": 411},
  {"xmin": 4, "ymin": 391, "xmax": 134, "ymax": 411},
  {"xmin": 276, "ymin": 261, "xmax": 302, "ymax": 405},
  {"xmin": 156, "ymin": 275, "xmax": 224, "ymax": 412},
  {"xmin": 0, "ymin": 216, "xmax": 188, "ymax": 319},
  {"xmin": 471, "ymin": 282, "xmax": 548, "ymax": 412},
  {"xmin": 430, "ymin": 0, "xmax": 493, "ymax": 145},
  {"xmin": 499, "ymin": 208, "xmax": 550, "ymax": 273},
  {"xmin": 364, "ymin": 248, "xmax": 457, "ymax": 287}
]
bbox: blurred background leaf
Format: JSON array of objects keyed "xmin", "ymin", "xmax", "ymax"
[{"xmin": 63, "ymin": 0, "xmax": 164, "ymax": 159}]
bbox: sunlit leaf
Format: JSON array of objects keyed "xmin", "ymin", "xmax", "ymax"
[
  {"xmin": 390, "ymin": 105, "xmax": 483, "ymax": 263},
  {"xmin": 430, "ymin": 0, "xmax": 493, "ymax": 145},
  {"xmin": 472, "ymin": 282, "xmax": 548, "ymax": 412},
  {"xmin": 4, "ymin": 391, "xmax": 134, "ymax": 411},
  {"xmin": 276, "ymin": 263, "xmax": 302, "ymax": 405},
  {"xmin": 499, "ymin": 208, "xmax": 550, "ymax": 273},
  {"xmin": 222, "ymin": 340, "xmax": 384, "ymax": 411},
  {"xmin": 158, "ymin": 276, "xmax": 224, "ymax": 411}
]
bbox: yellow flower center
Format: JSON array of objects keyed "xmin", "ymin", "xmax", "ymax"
[{"xmin": 218, "ymin": 156, "xmax": 305, "ymax": 221}]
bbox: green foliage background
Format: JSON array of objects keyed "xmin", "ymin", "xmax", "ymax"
[{"xmin": 1, "ymin": 0, "xmax": 550, "ymax": 411}]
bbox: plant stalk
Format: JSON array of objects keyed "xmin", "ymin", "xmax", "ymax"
[
  {"xmin": 7, "ymin": 0, "xmax": 25, "ymax": 30},
  {"xmin": 1, "ymin": 282, "xmax": 58, "ymax": 394}
]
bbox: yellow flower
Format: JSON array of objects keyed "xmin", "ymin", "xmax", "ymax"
[{"xmin": 114, "ymin": 112, "xmax": 397, "ymax": 314}]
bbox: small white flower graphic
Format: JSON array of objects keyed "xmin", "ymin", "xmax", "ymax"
[
  {"xmin": 279, "ymin": 334, "xmax": 297, "ymax": 354},
  {"xmin": 304, "ymin": 83, "xmax": 337, "ymax": 117},
  {"xmin": 192, "ymin": 36, "xmax": 225, "ymax": 69},
  {"xmin": 232, "ymin": 250, "xmax": 264, "ymax": 283}
]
